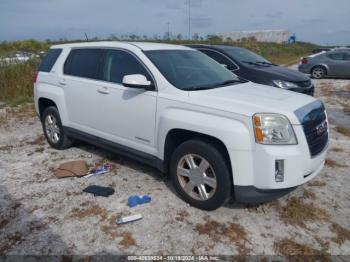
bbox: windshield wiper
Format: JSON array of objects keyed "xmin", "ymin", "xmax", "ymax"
[
  {"xmin": 211, "ymin": 79, "xmax": 243, "ymax": 87},
  {"xmin": 242, "ymin": 60, "xmax": 275, "ymax": 66},
  {"xmin": 186, "ymin": 79, "xmax": 243, "ymax": 91},
  {"xmin": 255, "ymin": 61, "xmax": 277, "ymax": 66},
  {"xmin": 241, "ymin": 60, "xmax": 259, "ymax": 65}
]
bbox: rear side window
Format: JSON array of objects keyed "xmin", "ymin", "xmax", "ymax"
[
  {"xmin": 64, "ymin": 49, "xmax": 103, "ymax": 79},
  {"xmin": 327, "ymin": 52, "xmax": 345, "ymax": 60},
  {"xmin": 39, "ymin": 48, "xmax": 62, "ymax": 72}
]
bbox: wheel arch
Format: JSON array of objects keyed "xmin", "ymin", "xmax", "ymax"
[
  {"xmin": 311, "ymin": 64, "xmax": 328, "ymax": 75},
  {"xmin": 38, "ymin": 97, "xmax": 57, "ymax": 120},
  {"xmin": 163, "ymin": 128, "xmax": 232, "ymax": 178}
]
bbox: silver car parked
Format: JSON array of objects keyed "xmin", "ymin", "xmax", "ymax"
[{"xmin": 298, "ymin": 49, "xmax": 350, "ymax": 79}]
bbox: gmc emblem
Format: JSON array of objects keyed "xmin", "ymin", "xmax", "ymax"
[{"xmin": 316, "ymin": 120, "xmax": 327, "ymax": 135}]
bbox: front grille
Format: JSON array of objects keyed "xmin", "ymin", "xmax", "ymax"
[
  {"xmin": 296, "ymin": 80, "xmax": 312, "ymax": 88},
  {"xmin": 295, "ymin": 101, "xmax": 329, "ymax": 157}
]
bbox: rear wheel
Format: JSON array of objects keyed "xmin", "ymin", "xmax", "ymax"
[
  {"xmin": 42, "ymin": 106, "xmax": 73, "ymax": 150},
  {"xmin": 311, "ymin": 66, "xmax": 326, "ymax": 79},
  {"xmin": 170, "ymin": 140, "xmax": 231, "ymax": 210}
]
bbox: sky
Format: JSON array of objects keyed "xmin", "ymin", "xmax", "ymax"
[{"xmin": 0, "ymin": 0, "xmax": 349, "ymax": 45}]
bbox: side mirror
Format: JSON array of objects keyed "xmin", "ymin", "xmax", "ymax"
[{"xmin": 122, "ymin": 74, "xmax": 152, "ymax": 90}]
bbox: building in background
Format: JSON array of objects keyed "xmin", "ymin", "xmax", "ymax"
[{"xmin": 215, "ymin": 29, "xmax": 290, "ymax": 43}]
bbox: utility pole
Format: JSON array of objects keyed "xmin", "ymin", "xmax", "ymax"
[
  {"xmin": 188, "ymin": 0, "xmax": 191, "ymax": 40},
  {"xmin": 167, "ymin": 22, "xmax": 170, "ymax": 40}
]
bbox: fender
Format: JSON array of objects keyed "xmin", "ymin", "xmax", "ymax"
[
  {"xmin": 312, "ymin": 63, "xmax": 330, "ymax": 75},
  {"xmin": 36, "ymin": 83, "xmax": 69, "ymax": 126},
  {"xmin": 156, "ymin": 108, "xmax": 254, "ymax": 160}
]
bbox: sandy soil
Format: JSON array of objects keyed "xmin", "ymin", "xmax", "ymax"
[{"xmin": 0, "ymin": 74, "xmax": 350, "ymax": 257}]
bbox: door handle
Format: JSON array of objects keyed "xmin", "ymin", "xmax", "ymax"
[{"xmin": 97, "ymin": 87, "xmax": 110, "ymax": 94}]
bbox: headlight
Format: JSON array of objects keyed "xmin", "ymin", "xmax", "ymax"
[
  {"xmin": 253, "ymin": 113, "xmax": 297, "ymax": 145},
  {"xmin": 272, "ymin": 80, "xmax": 299, "ymax": 89}
]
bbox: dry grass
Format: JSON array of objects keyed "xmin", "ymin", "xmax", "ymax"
[
  {"xmin": 175, "ymin": 210, "xmax": 189, "ymax": 222},
  {"xmin": 99, "ymin": 212, "xmax": 136, "ymax": 248},
  {"xmin": 334, "ymin": 126, "xmax": 350, "ymax": 137},
  {"xmin": 307, "ymin": 180, "xmax": 326, "ymax": 187},
  {"xmin": 329, "ymin": 223, "xmax": 350, "ymax": 245},
  {"xmin": 70, "ymin": 205, "xmax": 108, "ymax": 221},
  {"xmin": 0, "ymin": 218, "xmax": 9, "ymax": 229},
  {"xmin": 302, "ymin": 189, "xmax": 316, "ymax": 199},
  {"xmin": 331, "ymin": 147, "xmax": 343, "ymax": 152},
  {"xmin": 118, "ymin": 232, "xmax": 136, "ymax": 248},
  {"xmin": 27, "ymin": 134, "xmax": 46, "ymax": 146},
  {"xmin": 0, "ymin": 59, "xmax": 38, "ymax": 105},
  {"xmin": 325, "ymin": 158, "xmax": 346, "ymax": 168},
  {"xmin": 274, "ymin": 238, "xmax": 330, "ymax": 261},
  {"xmin": 195, "ymin": 218, "xmax": 250, "ymax": 254},
  {"xmin": 0, "ymin": 103, "xmax": 36, "ymax": 127},
  {"xmin": 275, "ymin": 197, "xmax": 329, "ymax": 228},
  {"xmin": 0, "ymin": 232, "xmax": 23, "ymax": 255}
]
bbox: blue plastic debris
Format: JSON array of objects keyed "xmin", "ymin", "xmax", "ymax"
[
  {"xmin": 128, "ymin": 195, "xmax": 152, "ymax": 207},
  {"xmin": 84, "ymin": 163, "xmax": 112, "ymax": 178}
]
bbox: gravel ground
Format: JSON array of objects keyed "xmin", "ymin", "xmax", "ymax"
[{"xmin": 0, "ymin": 74, "xmax": 350, "ymax": 257}]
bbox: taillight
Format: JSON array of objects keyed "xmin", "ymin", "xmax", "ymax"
[
  {"xmin": 32, "ymin": 71, "xmax": 38, "ymax": 83},
  {"xmin": 300, "ymin": 57, "xmax": 308, "ymax": 64}
]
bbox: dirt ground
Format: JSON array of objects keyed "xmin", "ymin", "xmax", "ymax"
[{"xmin": 1, "ymin": 73, "xmax": 350, "ymax": 258}]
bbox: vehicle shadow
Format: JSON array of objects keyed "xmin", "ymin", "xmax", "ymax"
[
  {"xmin": 73, "ymin": 141, "xmax": 251, "ymax": 211},
  {"xmin": 0, "ymin": 185, "xmax": 69, "ymax": 256}
]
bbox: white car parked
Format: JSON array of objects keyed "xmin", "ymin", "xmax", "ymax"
[{"xmin": 34, "ymin": 42, "xmax": 329, "ymax": 210}]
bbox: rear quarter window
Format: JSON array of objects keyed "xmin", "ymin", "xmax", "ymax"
[
  {"xmin": 64, "ymin": 49, "xmax": 103, "ymax": 80},
  {"xmin": 39, "ymin": 48, "xmax": 62, "ymax": 72}
]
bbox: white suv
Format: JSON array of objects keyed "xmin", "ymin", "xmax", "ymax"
[{"xmin": 34, "ymin": 42, "xmax": 328, "ymax": 210}]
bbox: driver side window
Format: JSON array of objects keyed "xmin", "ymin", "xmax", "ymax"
[{"xmin": 103, "ymin": 49, "xmax": 152, "ymax": 84}]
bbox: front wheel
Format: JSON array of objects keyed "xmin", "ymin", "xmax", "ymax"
[{"xmin": 170, "ymin": 140, "xmax": 232, "ymax": 210}]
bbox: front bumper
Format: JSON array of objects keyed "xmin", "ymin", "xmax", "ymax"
[
  {"xmin": 298, "ymin": 64, "xmax": 312, "ymax": 74},
  {"xmin": 228, "ymin": 125, "xmax": 328, "ymax": 202},
  {"xmin": 290, "ymin": 85, "xmax": 315, "ymax": 96},
  {"xmin": 234, "ymin": 185, "xmax": 297, "ymax": 204}
]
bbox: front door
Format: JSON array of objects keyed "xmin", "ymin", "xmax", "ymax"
[{"xmin": 94, "ymin": 49, "xmax": 157, "ymax": 155}]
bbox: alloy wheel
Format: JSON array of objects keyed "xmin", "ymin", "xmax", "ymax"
[
  {"xmin": 312, "ymin": 67, "xmax": 324, "ymax": 79},
  {"xmin": 45, "ymin": 114, "xmax": 60, "ymax": 144},
  {"xmin": 176, "ymin": 154, "xmax": 217, "ymax": 201}
]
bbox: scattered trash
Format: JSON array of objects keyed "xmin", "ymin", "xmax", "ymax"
[
  {"xmin": 83, "ymin": 162, "xmax": 113, "ymax": 178},
  {"xmin": 83, "ymin": 185, "xmax": 115, "ymax": 197},
  {"xmin": 127, "ymin": 195, "xmax": 152, "ymax": 207},
  {"xmin": 116, "ymin": 214, "xmax": 143, "ymax": 224},
  {"xmin": 54, "ymin": 160, "xmax": 88, "ymax": 178}
]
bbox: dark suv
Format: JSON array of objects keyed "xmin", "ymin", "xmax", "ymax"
[{"xmin": 188, "ymin": 45, "xmax": 314, "ymax": 96}]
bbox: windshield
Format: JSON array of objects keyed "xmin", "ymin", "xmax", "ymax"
[
  {"xmin": 225, "ymin": 48, "xmax": 274, "ymax": 66},
  {"xmin": 145, "ymin": 50, "xmax": 242, "ymax": 91}
]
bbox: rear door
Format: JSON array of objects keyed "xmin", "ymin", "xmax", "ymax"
[
  {"xmin": 63, "ymin": 48, "xmax": 105, "ymax": 133},
  {"xmin": 326, "ymin": 52, "xmax": 348, "ymax": 76}
]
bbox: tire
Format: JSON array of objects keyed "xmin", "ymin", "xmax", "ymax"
[
  {"xmin": 170, "ymin": 140, "xmax": 232, "ymax": 211},
  {"xmin": 41, "ymin": 106, "xmax": 73, "ymax": 150},
  {"xmin": 311, "ymin": 66, "xmax": 326, "ymax": 79}
]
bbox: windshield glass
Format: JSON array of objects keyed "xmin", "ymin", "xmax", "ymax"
[
  {"xmin": 225, "ymin": 48, "xmax": 273, "ymax": 66},
  {"xmin": 145, "ymin": 50, "xmax": 242, "ymax": 90}
]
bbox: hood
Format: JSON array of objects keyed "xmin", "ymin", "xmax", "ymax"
[
  {"xmin": 250, "ymin": 65, "xmax": 309, "ymax": 82},
  {"xmin": 188, "ymin": 82, "xmax": 316, "ymax": 124}
]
